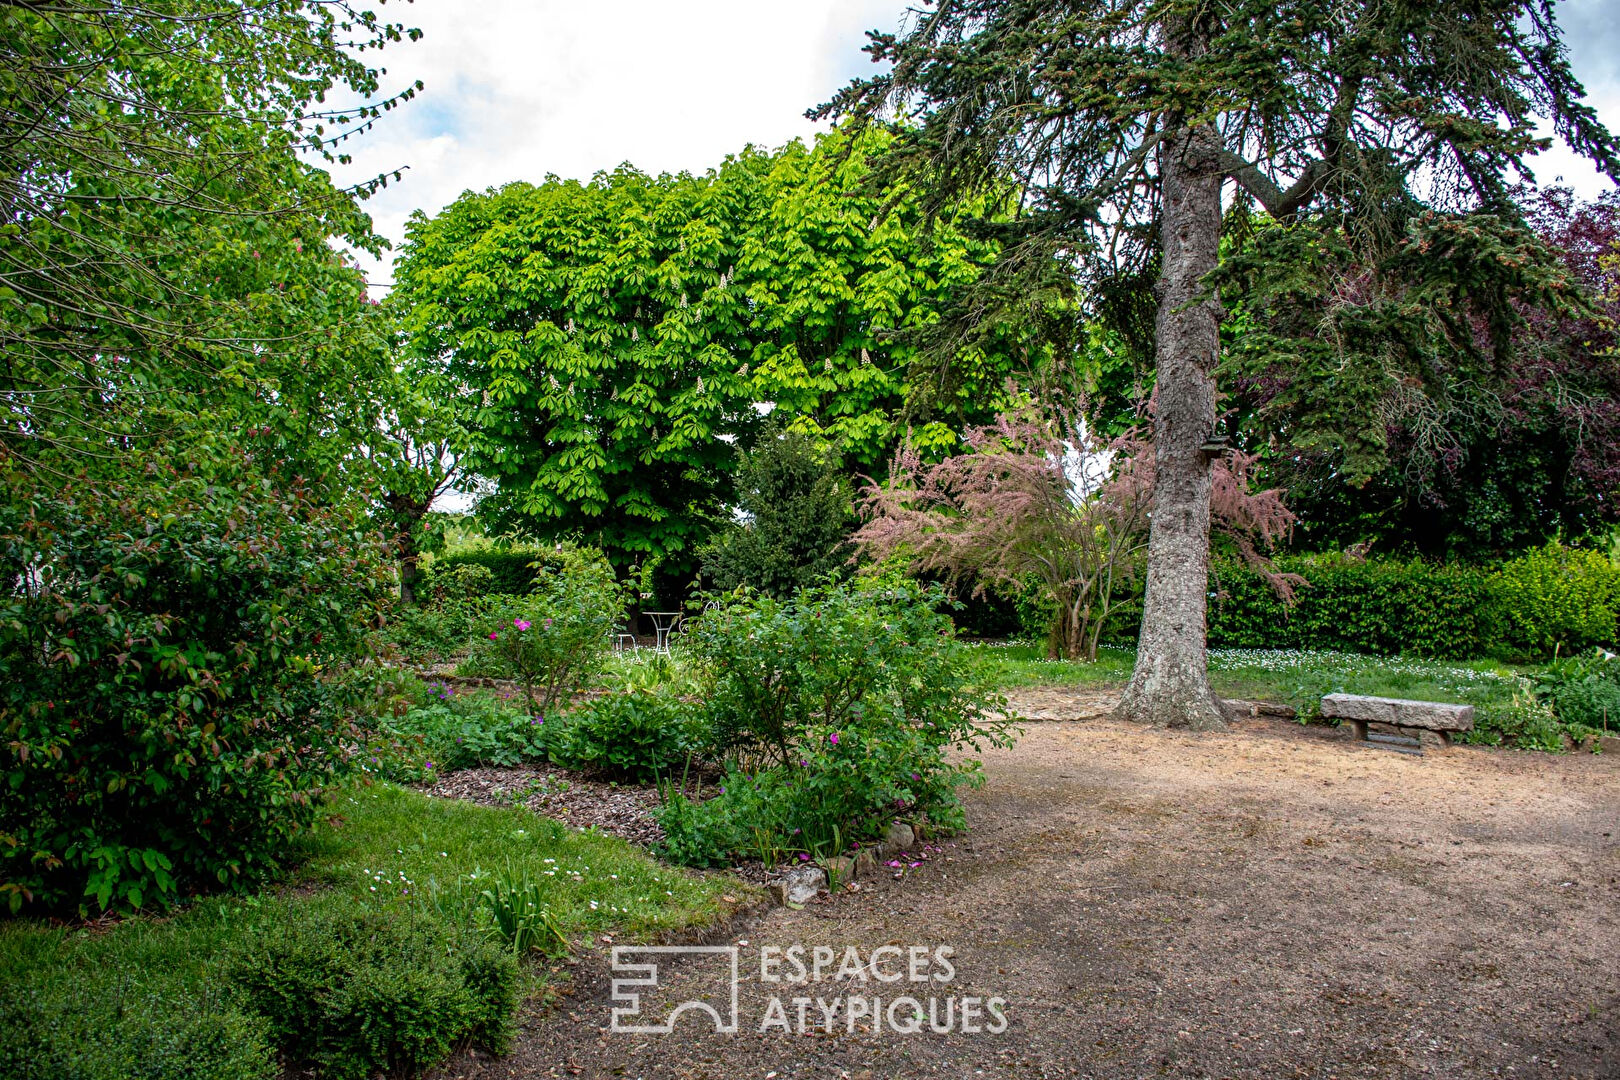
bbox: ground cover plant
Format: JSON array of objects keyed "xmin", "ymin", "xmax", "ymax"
[
  {"xmin": 0, "ymin": 784, "xmax": 739, "ymax": 1080},
  {"xmin": 369, "ymin": 666, "xmax": 703, "ymax": 786},
  {"xmin": 369, "ymin": 681, "xmax": 548, "ymax": 783}
]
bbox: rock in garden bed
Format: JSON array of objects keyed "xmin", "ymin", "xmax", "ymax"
[{"xmin": 423, "ymin": 765, "xmax": 666, "ymax": 847}]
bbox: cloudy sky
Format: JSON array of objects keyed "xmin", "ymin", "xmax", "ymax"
[{"xmin": 336, "ymin": 0, "xmax": 1620, "ymax": 293}]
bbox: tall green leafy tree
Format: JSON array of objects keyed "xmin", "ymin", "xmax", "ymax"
[
  {"xmin": 393, "ymin": 129, "xmax": 1045, "ymax": 570},
  {"xmin": 396, "ymin": 161, "xmax": 765, "ymax": 567},
  {"xmin": 1224, "ymin": 187, "xmax": 1620, "ymax": 558},
  {"xmin": 819, "ymin": 0, "xmax": 1619, "ymax": 727},
  {"xmin": 0, "ymin": 0, "xmax": 421, "ymax": 475},
  {"xmin": 357, "ymin": 358, "xmax": 473, "ymax": 603}
]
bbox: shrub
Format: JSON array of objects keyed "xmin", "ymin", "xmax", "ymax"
[
  {"xmin": 462, "ymin": 546, "xmax": 623, "ymax": 712},
  {"xmin": 1207, "ymin": 555, "xmax": 1497, "ymax": 658},
  {"xmin": 658, "ymin": 582, "xmax": 1012, "ymax": 866},
  {"xmin": 420, "ymin": 546, "xmax": 566, "ymax": 596},
  {"xmin": 1206, "ymin": 546, "xmax": 1619, "ymax": 661},
  {"xmin": 1534, "ymin": 650, "xmax": 1620, "ymax": 734},
  {"xmin": 227, "ymin": 904, "xmax": 518, "ymax": 1080},
  {"xmin": 379, "ymin": 596, "xmax": 491, "ymax": 663},
  {"xmin": 543, "ymin": 688, "xmax": 702, "ymax": 782},
  {"xmin": 0, "ymin": 475, "xmax": 392, "ymax": 914},
  {"xmin": 698, "ymin": 425, "xmax": 854, "ymax": 597},
  {"xmin": 437, "ymin": 563, "xmax": 496, "ymax": 598},
  {"xmin": 1491, "ymin": 543, "xmax": 1619, "ymax": 658}
]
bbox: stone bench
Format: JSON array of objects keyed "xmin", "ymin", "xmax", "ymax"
[{"xmin": 1320, "ymin": 694, "xmax": 1474, "ymax": 750}]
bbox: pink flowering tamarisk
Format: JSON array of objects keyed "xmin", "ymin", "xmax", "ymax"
[{"xmin": 855, "ymin": 401, "xmax": 1297, "ymax": 666}]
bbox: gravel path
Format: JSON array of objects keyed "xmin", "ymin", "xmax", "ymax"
[{"xmin": 441, "ymin": 710, "xmax": 1620, "ymax": 1079}]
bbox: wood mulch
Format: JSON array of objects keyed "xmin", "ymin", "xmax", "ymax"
[{"xmin": 424, "ymin": 765, "xmax": 669, "ymax": 848}]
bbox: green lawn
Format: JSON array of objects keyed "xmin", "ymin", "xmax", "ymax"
[
  {"xmin": 970, "ymin": 641, "xmax": 1138, "ymax": 687},
  {"xmin": 0, "ymin": 784, "xmax": 747, "ymax": 1078},
  {"xmin": 969, "ymin": 641, "xmax": 1571, "ymax": 748}
]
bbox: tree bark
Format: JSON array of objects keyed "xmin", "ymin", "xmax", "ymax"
[
  {"xmin": 399, "ymin": 541, "xmax": 421, "ymax": 605},
  {"xmin": 1115, "ymin": 115, "xmax": 1229, "ymax": 730},
  {"xmin": 388, "ymin": 494, "xmax": 430, "ymax": 605}
]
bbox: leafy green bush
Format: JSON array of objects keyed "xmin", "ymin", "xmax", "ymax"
[
  {"xmin": 461, "ymin": 546, "xmax": 623, "ymax": 712},
  {"xmin": 1206, "ymin": 546, "xmax": 1619, "ymax": 661},
  {"xmin": 697, "ymin": 425, "xmax": 855, "ymax": 597},
  {"xmin": 1491, "ymin": 544, "xmax": 1619, "ymax": 659},
  {"xmin": 657, "ymin": 582, "xmax": 1011, "ymax": 866},
  {"xmin": 437, "ymin": 563, "xmax": 496, "ymax": 598},
  {"xmin": 0, "ymin": 474, "xmax": 391, "ymax": 914},
  {"xmin": 228, "ymin": 904, "xmax": 517, "ymax": 1080},
  {"xmin": 1208, "ymin": 555, "xmax": 1496, "ymax": 657},
  {"xmin": 1534, "ymin": 650, "xmax": 1620, "ymax": 735},
  {"xmin": 543, "ymin": 688, "xmax": 702, "ymax": 782},
  {"xmin": 380, "ymin": 596, "xmax": 491, "ymax": 664}
]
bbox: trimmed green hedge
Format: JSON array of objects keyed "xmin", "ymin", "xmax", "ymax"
[
  {"xmin": 420, "ymin": 547, "xmax": 566, "ymax": 597},
  {"xmin": 1206, "ymin": 545, "xmax": 1619, "ymax": 660},
  {"xmin": 1209, "ymin": 557, "xmax": 1496, "ymax": 657}
]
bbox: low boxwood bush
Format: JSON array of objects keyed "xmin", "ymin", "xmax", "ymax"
[
  {"xmin": 656, "ymin": 581, "xmax": 1012, "ymax": 866},
  {"xmin": 0, "ymin": 979, "xmax": 275, "ymax": 1080},
  {"xmin": 228, "ymin": 904, "xmax": 518, "ymax": 1080},
  {"xmin": 0, "ymin": 471, "xmax": 392, "ymax": 914}
]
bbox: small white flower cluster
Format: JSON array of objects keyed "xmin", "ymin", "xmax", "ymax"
[
  {"xmin": 362, "ymin": 867, "xmax": 415, "ymax": 896},
  {"xmin": 1207, "ymin": 647, "xmax": 1514, "ymax": 698}
]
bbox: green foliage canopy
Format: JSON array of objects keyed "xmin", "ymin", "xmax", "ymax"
[
  {"xmin": 393, "ymin": 129, "xmax": 1044, "ymax": 567},
  {"xmin": 0, "ymin": 1, "xmax": 420, "ymax": 479}
]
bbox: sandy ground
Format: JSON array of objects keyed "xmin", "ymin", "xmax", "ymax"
[{"xmin": 441, "ymin": 709, "xmax": 1620, "ymax": 1080}]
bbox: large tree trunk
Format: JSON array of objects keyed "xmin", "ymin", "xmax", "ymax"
[
  {"xmin": 1115, "ymin": 117, "xmax": 1228, "ymax": 731},
  {"xmin": 399, "ymin": 543, "xmax": 421, "ymax": 604}
]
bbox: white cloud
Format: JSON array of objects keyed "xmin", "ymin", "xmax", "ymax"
[
  {"xmin": 335, "ymin": 0, "xmax": 1620, "ymax": 294},
  {"xmin": 331, "ymin": 0, "xmax": 908, "ymax": 290}
]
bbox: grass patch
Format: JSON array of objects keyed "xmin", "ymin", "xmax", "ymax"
[
  {"xmin": 971, "ymin": 641, "xmax": 1579, "ymax": 750},
  {"xmin": 1204, "ymin": 647, "xmax": 1522, "ymax": 715},
  {"xmin": 0, "ymin": 784, "xmax": 747, "ymax": 1079},
  {"xmin": 968, "ymin": 641, "xmax": 1137, "ymax": 687}
]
